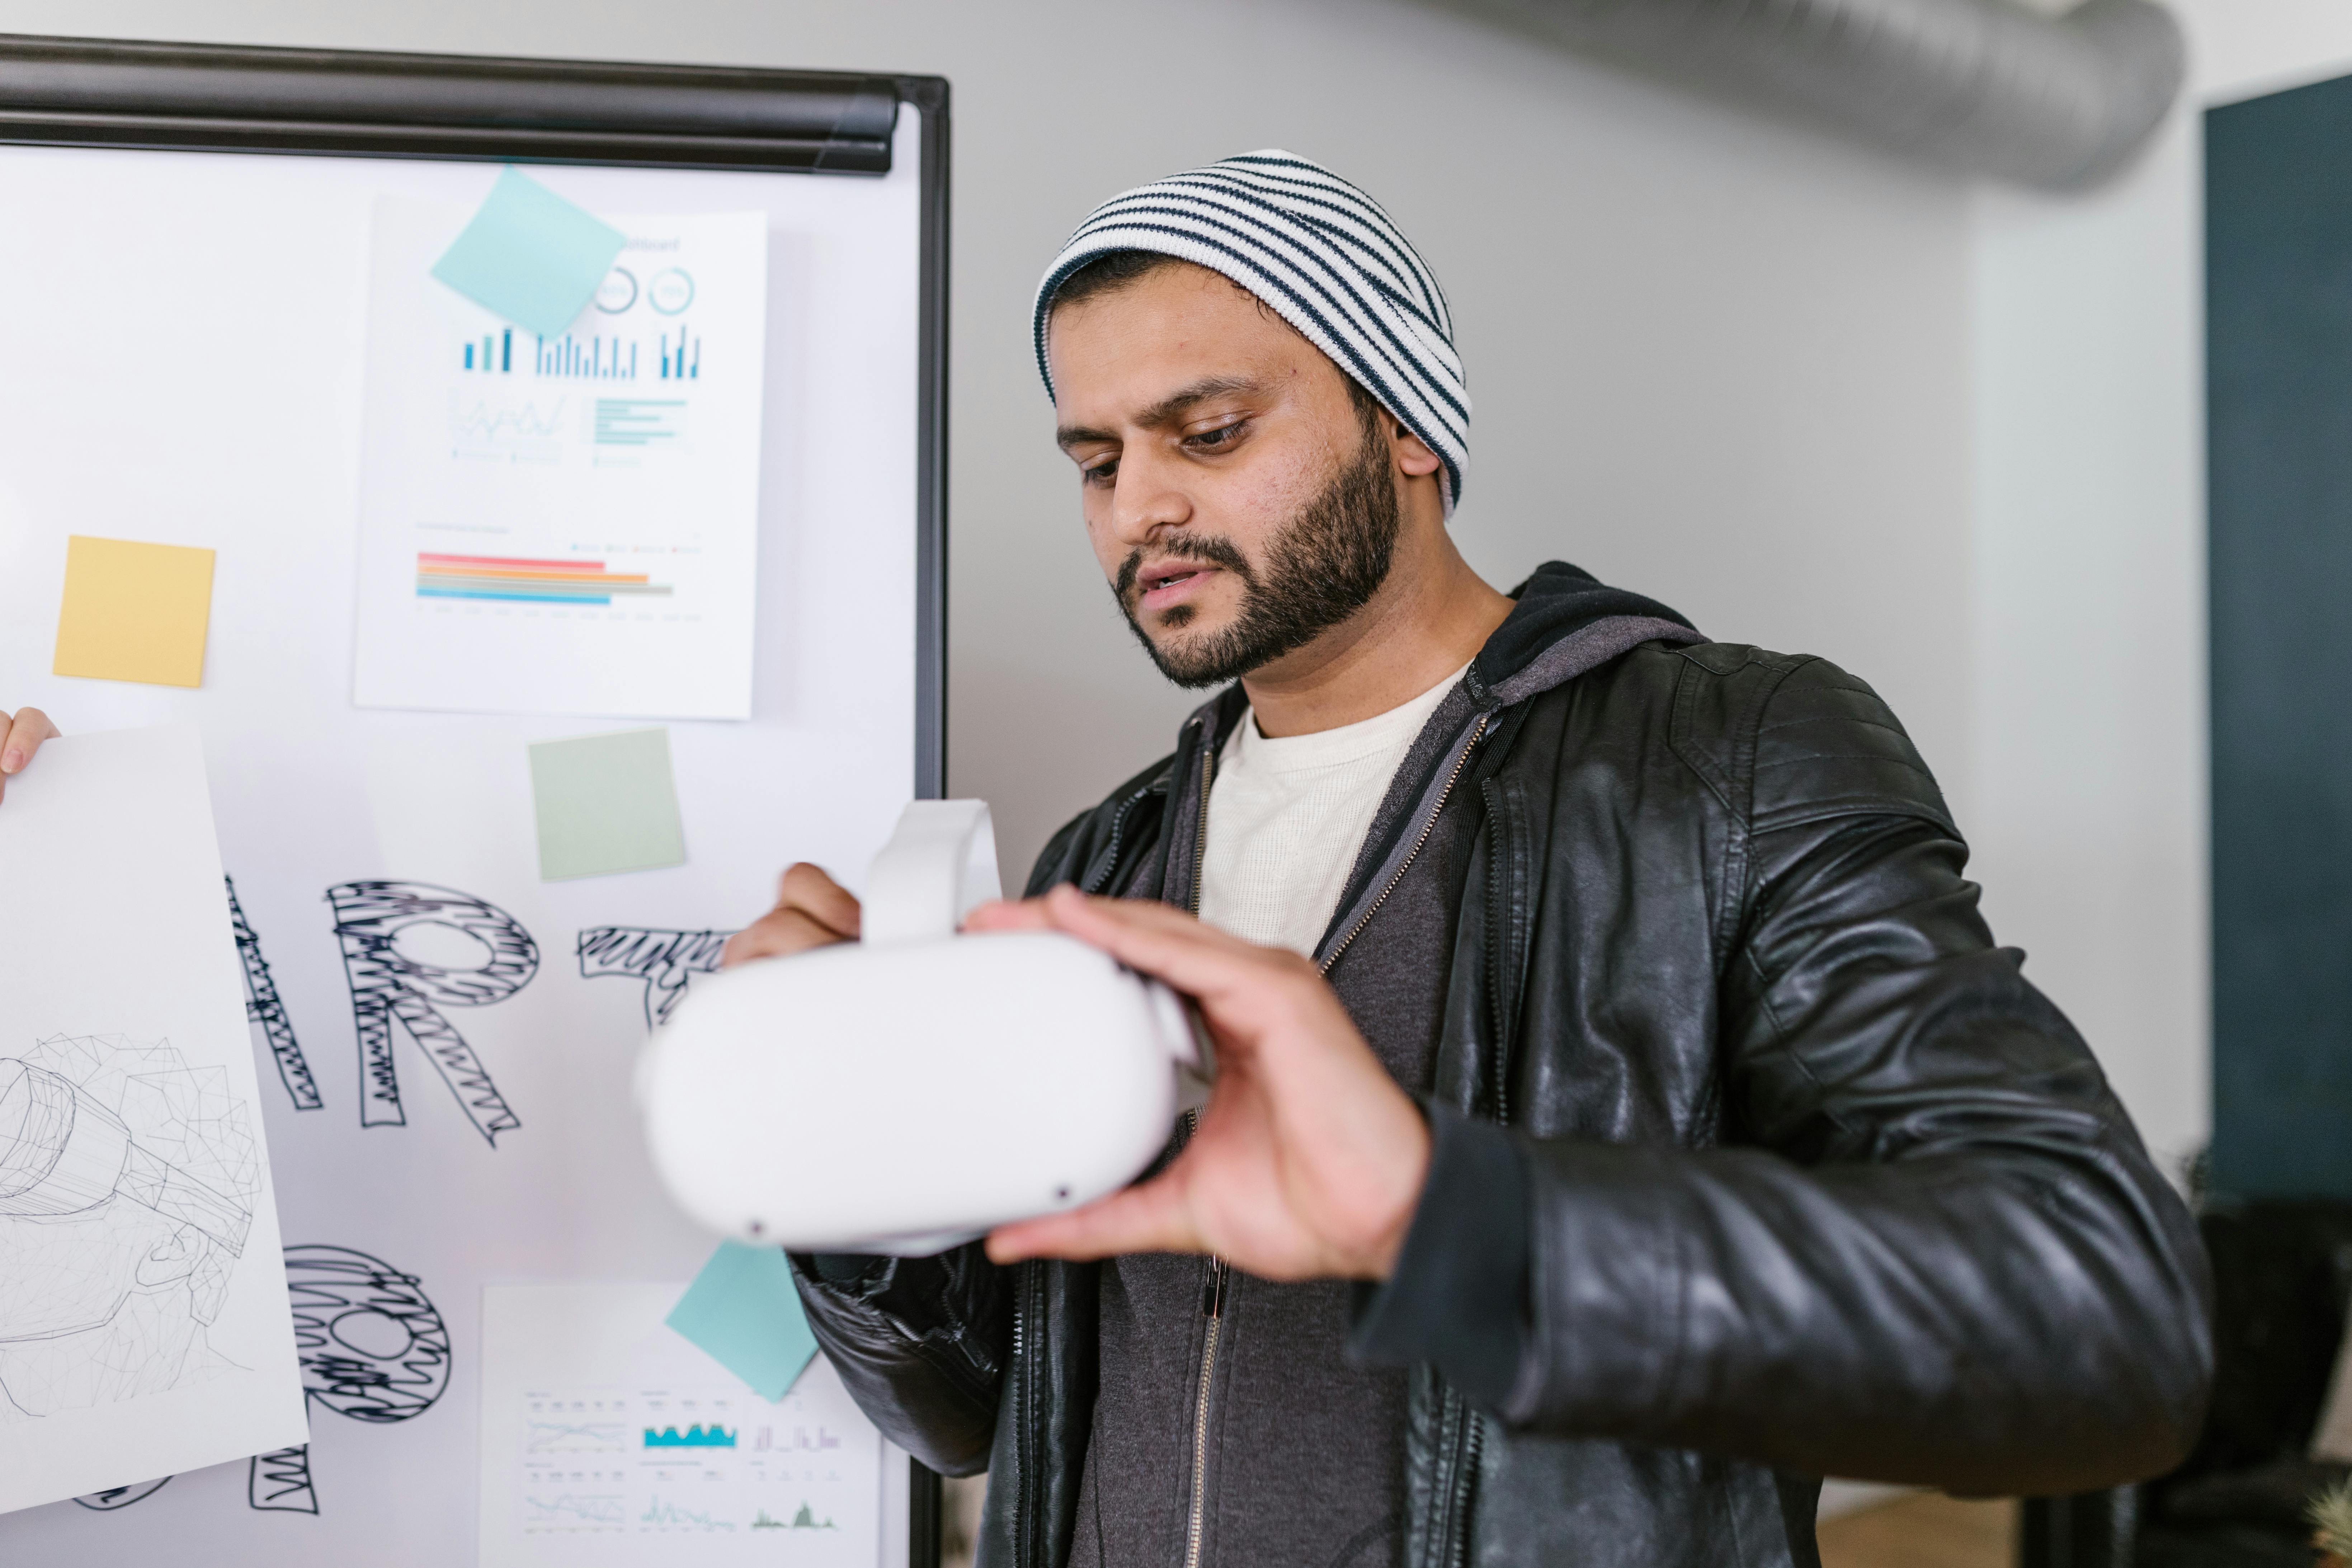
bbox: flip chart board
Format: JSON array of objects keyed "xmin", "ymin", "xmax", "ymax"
[{"xmin": 0, "ymin": 32, "xmax": 947, "ymax": 1568}]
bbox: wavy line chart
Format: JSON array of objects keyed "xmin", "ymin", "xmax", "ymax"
[
  {"xmin": 523, "ymin": 1492, "xmax": 624, "ymax": 1527},
  {"xmin": 523, "ymin": 1420, "xmax": 628, "ymax": 1455},
  {"xmin": 639, "ymin": 1495, "xmax": 733, "ymax": 1532}
]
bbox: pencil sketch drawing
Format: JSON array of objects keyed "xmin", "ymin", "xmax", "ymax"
[
  {"xmin": 74, "ymin": 1475, "xmax": 170, "ymax": 1510},
  {"xmin": 326, "ymin": 881, "xmax": 537, "ymax": 1145},
  {"xmin": 577, "ymin": 927, "xmax": 730, "ymax": 1029},
  {"xmin": 249, "ymin": 1243, "xmax": 449, "ymax": 1515},
  {"xmin": 0, "ymin": 1035, "xmax": 256, "ymax": 1423},
  {"xmin": 226, "ymin": 876, "xmax": 322, "ymax": 1113}
]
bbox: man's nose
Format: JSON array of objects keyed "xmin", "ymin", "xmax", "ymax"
[{"xmin": 1108, "ymin": 442, "xmax": 1191, "ymax": 546}]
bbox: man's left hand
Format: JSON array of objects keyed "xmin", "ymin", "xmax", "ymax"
[{"xmin": 967, "ymin": 887, "xmax": 1430, "ymax": 1281}]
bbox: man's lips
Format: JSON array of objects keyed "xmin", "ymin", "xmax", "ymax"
[{"xmin": 1137, "ymin": 562, "xmax": 1220, "ymax": 613}]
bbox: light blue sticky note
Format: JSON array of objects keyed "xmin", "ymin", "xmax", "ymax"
[
  {"xmin": 665, "ymin": 1242, "xmax": 820, "ymax": 1403},
  {"xmin": 431, "ymin": 167, "xmax": 627, "ymax": 339}
]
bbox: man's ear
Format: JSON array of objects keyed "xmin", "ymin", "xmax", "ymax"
[
  {"xmin": 135, "ymin": 1223, "xmax": 203, "ymax": 1289},
  {"xmin": 1387, "ymin": 418, "xmax": 1443, "ymax": 479}
]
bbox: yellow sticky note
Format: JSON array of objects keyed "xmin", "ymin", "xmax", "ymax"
[{"xmin": 53, "ymin": 535, "xmax": 217, "ymax": 688}]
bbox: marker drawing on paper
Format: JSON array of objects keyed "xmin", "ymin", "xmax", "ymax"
[
  {"xmin": 72, "ymin": 1476, "xmax": 171, "ymax": 1510},
  {"xmin": 326, "ymin": 882, "xmax": 538, "ymax": 1144},
  {"xmin": 249, "ymin": 1243, "xmax": 450, "ymax": 1515},
  {"xmin": 0, "ymin": 1035, "xmax": 256, "ymax": 1424},
  {"xmin": 226, "ymin": 876, "xmax": 322, "ymax": 1112},
  {"xmin": 576, "ymin": 927, "xmax": 729, "ymax": 1029}
]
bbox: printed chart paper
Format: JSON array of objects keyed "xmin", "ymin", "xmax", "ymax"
[
  {"xmin": 356, "ymin": 196, "xmax": 769, "ymax": 719},
  {"xmin": 480, "ymin": 1283, "xmax": 884, "ymax": 1567},
  {"xmin": 0, "ymin": 726, "xmax": 308, "ymax": 1513}
]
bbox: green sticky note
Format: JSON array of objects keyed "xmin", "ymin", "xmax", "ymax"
[
  {"xmin": 431, "ymin": 167, "xmax": 627, "ymax": 339},
  {"xmin": 666, "ymin": 1242, "xmax": 820, "ymax": 1402},
  {"xmin": 528, "ymin": 728, "xmax": 686, "ymax": 881}
]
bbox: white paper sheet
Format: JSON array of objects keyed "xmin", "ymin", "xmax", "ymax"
[
  {"xmin": 479, "ymin": 1283, "xmax": 884, "ymax": 1567},
  {"xmin": 353, "ymin": 198, "xmax": 770, "ymax": 720},
  {"xmin": 0, "ymin": 726, "xmax": 308, "ymax": 1513}
]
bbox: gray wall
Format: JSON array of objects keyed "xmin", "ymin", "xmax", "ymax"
[
  {"xmin": 1959, "ymin": 0, "xmax": 2352, "ymax": 1186},
  {"xmin": 0, "ymin": 0, "xmax": 1976, "ymax": 882}
]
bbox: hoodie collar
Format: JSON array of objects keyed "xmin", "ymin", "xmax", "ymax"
[{"xmin": 1177, "ymin": 561, "xmax": 1699, "ymax": 737}]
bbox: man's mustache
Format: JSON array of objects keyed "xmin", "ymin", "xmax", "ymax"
[{"xmin": 1114, "ymin": 535, "xmax": 1258, "ymax": 604}]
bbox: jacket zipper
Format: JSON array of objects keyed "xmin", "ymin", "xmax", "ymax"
[
  {"xmin": 1479, "ymin": 776, "xmax": 1516, "ymax": 1127},
  {"xmin": 1439, "ymin": 1388, "xmax": 1483, "ymax": 1568},
  {"xmin": 1084, "ymin": 762, "xmax": 1171, "ymax": 896},
  {"xmin": 1319, "ymin": 714, "xmax": 1490, "ymax": 977},
  {"xmin": 1183, "ymin": 739, "xmax": 1222, "ymax": 1568},
  {"xmin": 1009, "ymin": 1259, "xmax": 1034, "ymax": 1568},
  {"xmin": 1177, "ymin": 712, "xmax": 1487, "ymax": 1568},
  {"xmin": 1321, "ymin": 713, "xmax": 1484, "ymax": 1568},
  {"xmin": 1188, "ymin": 741, "xmax": 1213, "ymax": 919},
  {"xmin": 1186, "ymin": 1226, "xmax": 1228, "ymax": 1568}
]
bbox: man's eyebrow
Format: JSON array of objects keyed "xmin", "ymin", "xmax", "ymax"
[{"xmin": 1055, "ymin": 375, "xmax": 1263, "ymax": 452}]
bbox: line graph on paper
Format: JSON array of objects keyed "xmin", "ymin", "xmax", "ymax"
[
  {"xmin": 449, "ymin": 395, "xmax": 569, "ymax": 463},
  {"xmin": 523, "ymin": 1419, "xmax": 629, "ymax": 1455},
  {"xmin": 522, "ymin": 1491, "xmax": 625, "ymax": 1528},
  {"xmin": 640, "ymin": 1494, "xmax": 735, "ymax": 1533}
]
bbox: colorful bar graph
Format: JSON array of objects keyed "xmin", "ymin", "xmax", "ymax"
[
  {"xmin": 461, "ymin": 328, "xmax": 518, "ymax": 375},
  {"xmin": 415, "ymin": 552, "xmax": 673, "ymax": 606},
  {"xmin": 657, "ymin": 324, "xmax": 701, "ymax": 381},
  {"xmin": 534, "ymin": 333, "xmax": 645, "ymax": 382}
]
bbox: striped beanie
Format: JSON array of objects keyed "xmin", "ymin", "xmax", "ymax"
[{"xmin": 1033, "ymin": 150, "xmax": 1469, "ymax": 511}]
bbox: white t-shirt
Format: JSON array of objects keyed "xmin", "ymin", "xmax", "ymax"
[{"xmin": 1196, "ymin": 664, "xmax": 1469, "ymax": 956}]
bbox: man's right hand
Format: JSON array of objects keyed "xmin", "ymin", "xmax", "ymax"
[
  {"xmin": 0, "ymin": 707, "xmax": 58, "ymax": 806},
  {"xmin": 721, "ymin": 863, "xmax": 862, "ymax": 967}
]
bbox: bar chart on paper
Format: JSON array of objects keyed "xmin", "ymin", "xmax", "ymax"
[
  {"xmin": 415, "ymin": 554, "xmax": 675, "ymax": 606},
  {"xmin": 355, "ymin": 199, "xmax": 768, "ymax": 719},
  {"xmin": 456, "ymin": 320, "xmax": 702, "ymax": 382}
]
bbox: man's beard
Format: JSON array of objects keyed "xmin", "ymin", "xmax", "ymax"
[{"xmin": 1113, "ymin": 421, "xmax": 1401, "ymax": 689}]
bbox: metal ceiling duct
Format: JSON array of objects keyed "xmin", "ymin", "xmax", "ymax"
[{"xmin": 1435, "ymin": 0, "xmax": 2186, "ymax": 188}]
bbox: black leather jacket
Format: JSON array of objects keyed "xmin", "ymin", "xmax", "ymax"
[{"xmin": 793, "ymin": 564, "xmax": 2212, "ymax": 1568}]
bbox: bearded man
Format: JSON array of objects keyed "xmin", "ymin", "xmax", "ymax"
[{"xmin": 724, "ymin": 153, "xmax": 2212, "ymax": 1568}]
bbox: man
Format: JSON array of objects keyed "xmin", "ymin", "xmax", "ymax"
[{"xmin": 705, "ymin": 151, "xmax": 2212, "ymax": 1565}]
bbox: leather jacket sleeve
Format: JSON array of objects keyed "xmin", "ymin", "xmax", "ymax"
[
  {"xmin": 789, "ymin": 1244, "xmax": 1010, "ymax": 1476},
  {"xmin": 1362, "ymin": 657, "xmax": 2212, "ymax": 1496}
]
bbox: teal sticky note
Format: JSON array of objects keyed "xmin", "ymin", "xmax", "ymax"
[
  {"xmin": 528, "ymin": 728, "xmax": 687, "ymax": 881},
  {"xmin": 666, "ymin": 1242, "xmax": 820, "ymax": 1402},
  {"xmin": 431, "ymin": 167, "xmax": 627, "ymax": 339}
]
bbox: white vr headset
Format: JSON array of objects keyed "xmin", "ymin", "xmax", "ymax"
[{"xmin": 637, "ymin": 801, "xmax": 1211, "ymax": 1256}]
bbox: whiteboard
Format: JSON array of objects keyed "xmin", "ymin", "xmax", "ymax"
[{"xmin": 0, "ymin": 72, "xmax": 937, "ymax": 1568}]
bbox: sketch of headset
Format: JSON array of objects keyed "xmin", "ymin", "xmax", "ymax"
[{"xmin": 0, "ymin": 1059, "xmax": 253, "ymax": 1259}]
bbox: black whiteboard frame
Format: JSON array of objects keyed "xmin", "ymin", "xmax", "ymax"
[{"xmin": 0, "ymin": 31, "xmax": 950, "ymax": 1565}]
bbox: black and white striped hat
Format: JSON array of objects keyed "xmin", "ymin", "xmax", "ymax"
[{"xmin": 1033, "ymin": 150, "xmax": 1469, "ymax": 511}]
